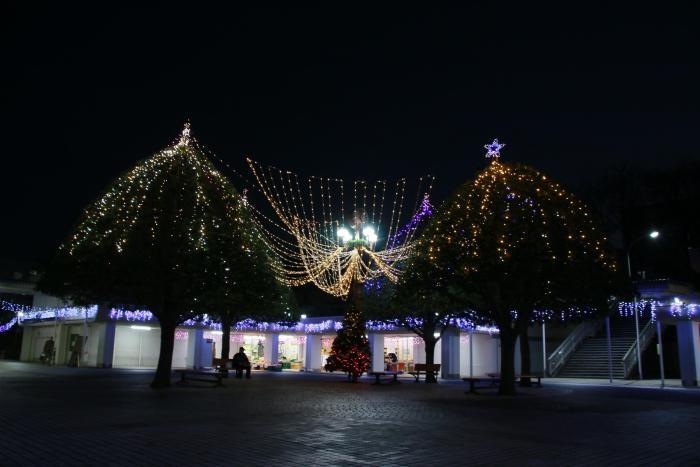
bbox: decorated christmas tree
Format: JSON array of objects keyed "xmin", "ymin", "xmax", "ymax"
[{"xmin": 324, "ymin": 299, "xmax": 371, "ymax": 382}]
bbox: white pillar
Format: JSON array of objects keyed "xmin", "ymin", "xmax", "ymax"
[
  {"xmin": 514, "ymin": 334, "xmax": 522, "ymax": 374},
  {"xmin": 496, "ymin": 335, "xmax": 501, "ymax": 373},
  {"xmin": 19, "ymin": 325, "xmax": 32, "ymax": 361},
  {"xmin": 187, "ymin": 329, "xmax": 205, "ymax": 369},
  {"xmin": 440, "ymin": 328, "xmax": 461, "ymax": 379},
  {"xmin": 469, "ymin": 329, "xmax": 474, "ymax": 377},
  {"xmin": 677, "ymin": 321, "xmax": 700, "ymax": 387},
  {"xmin": 304, "ymin": 334, "xmax": 323, "ymax": 371},
  {"xmin": 541, "ymin": 322, "xmax": 547, "ymax": 377},
  {"xmin": 94, "ymin": 321, "xmax": 116, "ymax": 368},
  {"xmin": 264, "ymin": 333, "xmax": 279, "ymax": 368},
  {"xmin": 54, "ymin": 323, "xmax": 68, "ymax": 365},
  {"xmin": 413, "ymin": 337, "xmax": 425, "ymax": 364},
  {"xmin": 368, "ymin": 333, "xmax": 385, "ymax": 372}
]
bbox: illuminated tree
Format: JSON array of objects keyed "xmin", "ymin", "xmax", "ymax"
[
  {"xmin": 324, "ymin": 284, "xmax": 371, "ymax": 382},
  {"xmin": 207, "ymin": 272, "xmax": 297, "ymax": 377},
  {"xmin": 364, "ymin": 196, "xmax": 458, "ymax": 384},
  {"xmin": 425, "ymin": 140, "xmax": 619, "ymax": 395},
  {"xmin": 40, "ymin": 123, "xmax": 279, "ymax": 387},
  {"xmin": 366, "ymin": 252, "xmax": 463, "ymax": 383}
]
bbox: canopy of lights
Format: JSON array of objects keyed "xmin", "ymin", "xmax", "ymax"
[{"xmin": 245, "ymin": 159, "xmax": 434, "ymax": 298}]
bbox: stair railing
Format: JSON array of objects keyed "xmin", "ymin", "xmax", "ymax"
[
  {"xmin": 547, "ymin": 320, "xmax": 601, "ymax": 376},
  {"xmin": 622, "ymin": 319, "xmax": 655, "ymax": 378}
]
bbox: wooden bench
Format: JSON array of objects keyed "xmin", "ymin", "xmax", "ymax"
[
  {"xmin": 488, "ymin": 373, "xmax": 542, "ymax": 387},
  {"xmin": 518, "ymin": 374, "xmax": 543, "ymax": 387},
  {"xmin": 175, "ymin": 369, "xmax": 224, "ymax": 387},
  {"xmin": 369, "ymin": 371, "xmax": 401, "ymax": 385},
  {"xmin": 462, "ymin": 376, "xmax": 499, "ymax": 393},
  {"xmin": 463, "ymin": 374, "xmax": 542, "ymax": 393},
  {"xmin": 408, "ymin": 364, "xmax": 441, "ymax": 382}
]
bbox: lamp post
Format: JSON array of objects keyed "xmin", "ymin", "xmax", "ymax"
[
  {"xmin": 338, "ymin": 215, "xmax": 379, "ymax": 304},
  {"xmin": 625, "ymin": 230, "xmax": 659, "ymax": 380}
]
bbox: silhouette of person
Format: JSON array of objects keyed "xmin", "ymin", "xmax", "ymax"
[
  {"xmin": 232, "ymin": 346, "xmax": 251, "ymax": 379},
  {"xmin": 41, "ymin": 337, "xmax": 55, "ymax": 365}
]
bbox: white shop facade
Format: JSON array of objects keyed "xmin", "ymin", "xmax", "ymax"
[{"xmin": 19, "ymin": 311, "xmax": 501, "ymax": 379}]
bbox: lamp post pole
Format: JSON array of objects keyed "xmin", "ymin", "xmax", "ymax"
[
  {"xmin": 625, "ymin": 231, "xmax": 659, "ymax": 381},
  {"xmin": 626, "ymin": 249, "xmax": 643, "ymax": 380},
  {"xmin": 627, "ymin": 250, "xmax": 644, "ymax": 379},
  {"xmin": 656, "ymin": 319, "xmax": 665, "ymax": 388}
]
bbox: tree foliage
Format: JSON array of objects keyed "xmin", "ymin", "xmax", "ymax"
[
  {"xmin": 422, "ymin": 159, "xmax": 622, "ymax": 394},
  {"xmin": 40, "ymin": 125, "xmax": 280, "ymax": 387},
  {"xmin": 207, "ymin": 268, "xmax": 298, "ymax": 374},
  {"xmin": 364, "ymin": 254, "xmax": 464, "ymax": 383}
]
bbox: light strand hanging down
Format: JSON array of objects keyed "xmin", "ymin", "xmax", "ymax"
[{"xmin": 246, "ymin": 158, "xmax": 435, "ymax": 297}]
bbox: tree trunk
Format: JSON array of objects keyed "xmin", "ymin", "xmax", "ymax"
[
  {"xmin": 424, "ymin": 335, "xmax": 438, "ymax": 384},
  {"xmin": 350, "ymin": 277, "xmax": 363, "ymax": 313},
  {"xmin": 348, "ymin": 277, "xmax": 363, "ymax": 383},
  {"xmin": 220, "ymin": 317, "xmax": 232, "ymax": 378},
  {"xmin": 519, "ymin": 326, "xmax": 532, "ymax": 387},
  {"xmin": 498, "ymin": 326, "xmax": 517, "ymax": 395},
  {"xmin": 151, "ymin": 322, "xmax": 176, "ymax": 388}
]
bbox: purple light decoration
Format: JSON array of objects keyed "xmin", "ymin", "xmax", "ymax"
[
  {"xmin": 365, "ymin": 195, "xmax": 433, "ymax": 293},
  {"xmin": 20, "ymin": 298, "xmax": 700, "ymax": 333},
  {"xmin": 484, "ymin": 138, "xmax": 505, "ymax": 159},
  {"xmin": 0, "ymin": 317, "xmax": 17, "ymax": 333},
  {"xmin": 389, "ymin": 194, "xmax": 433, "ymax": 248}
]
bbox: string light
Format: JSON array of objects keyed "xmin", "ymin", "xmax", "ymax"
[
  {"xmin": 246, "ymin": 158, "xmax": 434, "ymax": 298},
  {"xmin": 0, "ymin": 318, "xmax": 18, "ymax": 333}
]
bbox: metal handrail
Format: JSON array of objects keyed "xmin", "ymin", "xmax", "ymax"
[
  {"xmin": 547, "ymin": 320, "xmax": 601, "ymax": 376},
  {"xmin": 622, "ymin": 319, "xmax": 655, "ymax": 378}
]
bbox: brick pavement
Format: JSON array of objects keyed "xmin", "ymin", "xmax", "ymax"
[{"xmin": 1, "ymin": 361, "xmax": 699, "ymax": 466}]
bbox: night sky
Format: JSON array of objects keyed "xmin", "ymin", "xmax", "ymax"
[{"xmin": 2, "ymin": 4, "xmax": 698, "ymax": 262}]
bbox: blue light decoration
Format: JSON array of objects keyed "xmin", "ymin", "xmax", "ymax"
[
  {"xmin": 4, "ymin": 298, "xmax": 698, "ymax": 335},
  {"xmin": 0, "ymin": 301, "xmax": 97, "ymax": 320},
  {"xmin": 617, "ymin": 299, "xmax": 700, "ymax": 321},
  {"xmin": 0, "ymin": 317, "xmax": 17, "ymax": 333},
  {"xmin": 365, "ymin": 317, "xmax": 498, "ymax": 334},
  {"xmin": 484, "ymin": 138, "xmax": 506, "ymax": 159}
]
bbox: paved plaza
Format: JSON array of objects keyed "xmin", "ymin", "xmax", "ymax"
[{"xmin": 1, "ymin": 362, "xmax": 699, "ymax": 466}]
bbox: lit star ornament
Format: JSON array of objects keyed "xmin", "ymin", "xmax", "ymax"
[{"xmin": 484, "ymin": 138, "xmax": 505, "ymax": 159}]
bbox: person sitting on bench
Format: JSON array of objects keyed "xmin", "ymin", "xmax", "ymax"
[{"xmin": 232, "ymin": 347, "xmax": 251, "ymax": 379}]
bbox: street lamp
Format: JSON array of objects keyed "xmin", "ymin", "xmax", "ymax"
[
  {"xmin": 626, "ymin": 230, "xmax": 660, "ymax": 380},
  {"xmin": 337, "ymin": 224, "xmax": 378, "ymax": 247}
]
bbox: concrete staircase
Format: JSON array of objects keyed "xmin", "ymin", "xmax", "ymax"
[{"xmin": 557, "ymin": 319, "xmax": 639, "ymax": 379}]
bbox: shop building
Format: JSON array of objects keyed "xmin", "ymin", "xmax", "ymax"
[{"xmin": 17, "ymin": 311, "xmax": 503, "ymax": 379}]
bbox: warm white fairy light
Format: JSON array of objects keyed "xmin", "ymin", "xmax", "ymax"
[{"xmin": 246, "ymin": 158, "xmax": 434, "ymax": 298}]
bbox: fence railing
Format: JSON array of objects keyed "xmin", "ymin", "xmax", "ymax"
[
  {"xmin": 547, "ymin": 320, "xmax": 601, "ymax": 376},
  {"xmin": 622, "ymin": 319, "xmax": 655, "ymax": 378}
]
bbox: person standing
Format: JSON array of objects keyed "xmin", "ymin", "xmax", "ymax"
[{"xmin": 41, "ymin": 337, "xmax": 55, "ymax": 365}]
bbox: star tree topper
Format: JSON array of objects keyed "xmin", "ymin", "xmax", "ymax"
[{"xmin": 484, "ymin": 138, "xmax": 505, "ymax": 159}]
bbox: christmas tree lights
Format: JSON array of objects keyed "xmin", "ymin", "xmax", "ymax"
[
  {"xmin": 425, "ymin": 140, "xmax": 618, "ymax": 324},
  {"xmin": 415, "ymin": 139, "xmax": 620, "ymax": 394},
  {"xmin": 323, "ymin": 304, "xmax": 371, "ymax": 381},
  {"xmin": 40, "ymin": 122, "xmax": 285, "ymax": 387}
]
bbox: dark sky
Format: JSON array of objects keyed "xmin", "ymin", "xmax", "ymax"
[{"xmin": 2, "ymin": 3, "xmax": 698, "ymax": 262}]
